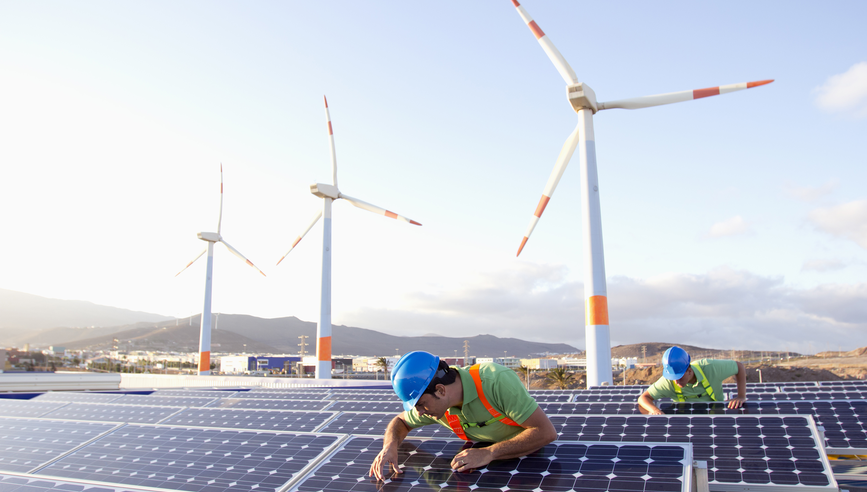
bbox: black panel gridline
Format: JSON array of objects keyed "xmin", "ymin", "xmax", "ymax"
[
  {"xmin": 0, "ymin": 418, "xmax": 116, "ymax": 473},
  {"xmin": 294, "ymin": 437, "xmax": 690, "ymax": 492},
  {"xmin": 548, "ymin": 414, "xmax": 835, "ymax": 487},
  {"xmin": 40, "ymin": 425, "xmax": 339, "ymax": 492},
  {"xmin": 159, "ymin": 408, "xmax": 335, "ymax": 432}
]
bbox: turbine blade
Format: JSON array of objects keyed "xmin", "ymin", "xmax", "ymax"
[
  {"xmin": 598, "ymin": 79, "xmax": 774, "ymax": 111},
  {"xmin": 276, "ymin": 209, "xmax": 323, "ymax": 265},
  {"xmin": 339, "ymin": 193, "xmax": 422, "ymax": 226},
  {"xmin": 324, "ymin": 96, "xmax": 338, "ymax": 187},
  {"xmin": 517, "ymin": 123, "xmax": 581, "ymax": 256},
  {"xmin": 511, "ymin": 0, "xmax": 578, "ymax": 85},
  {"xmin": 220, "ymin": 239, "xmax": 266, "ymax": 276},
  {"xmin": 175, "ymin": 249, "xmax": 207, "ymax": 277},
  {"xmin": 217, "ymin": 163, "xmax": 224, "ymax": 234}
]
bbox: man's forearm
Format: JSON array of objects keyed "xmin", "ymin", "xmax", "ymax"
[
  {"xmin": 485, "ymin": 426, "xmax": 556, "ymax": 461},
  {"xmin": 638, "ymin": 393, "xmax": 662, "ymax": 414},
  {"xmin": 383, "ymin": 414, "xmax": 411, "ymax": 449},
  {"xmin": 735, "ymin": 362, "xmax": 747, "ymax": 398}
]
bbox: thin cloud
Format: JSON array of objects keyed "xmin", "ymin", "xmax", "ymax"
[
  {"xmin": 784, "ymin": 179, "xmax": 838, "ymax": 202},
  {"xmin": 705, "ymin": 216, "xmax": 750, "ymax": 238},
  {"xmin": 801, "ymin": 259, "xmax": 846, "ymax": 272},
  {"xmin": 814, "ymin": 61, "xmax": 867, "ymax": 118},
  {"xmin": 808, "ymin": 199, "xmax": 867, "ymax": 249}
]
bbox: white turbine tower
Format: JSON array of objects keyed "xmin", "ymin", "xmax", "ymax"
[
  {"xmin": 277, "ymin": 96, "xmax": 421, "ymax": 379},
  {"xmin": 176, "ymin": 165, "xmax": 266, "ymax": 375},
  {"xmin": 510, "ymin": 1, "xmax": 772, "ymax": 387}
]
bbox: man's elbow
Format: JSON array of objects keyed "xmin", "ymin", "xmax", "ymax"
[{"xmin": 541, "ymin": 425, "xmax": 558, "ymax": 445}]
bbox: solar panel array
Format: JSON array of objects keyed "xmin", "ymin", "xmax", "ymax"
[{"xmin": 0, "ymin": 377, "xmax": 860, "ymax": 491}]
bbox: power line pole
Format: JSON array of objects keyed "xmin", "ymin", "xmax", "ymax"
[
  {"xmin": 464, "ymin": 340, "xmax": 470, "ymax": 365},
  {"xmin": 641, "ymin": 345, "xmax": 646, "ymax": 364},
  {"xmin": 298, "ymin": 335, "xmax": 308, "ymax": 357}
]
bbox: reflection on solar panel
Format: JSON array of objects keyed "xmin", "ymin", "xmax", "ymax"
[
  {"xmin": 40, "ymin": 403, "xmax": 182, "ymax": 424},
  {"xmin": 152, "ymin": 389, "xmax": 246, "ymax": 396},
  {"xmin": 750, "ymin": 391, "xmax": 867, "ymax": 401},
  {"xmin": 326, "ymin": 401, "xmax": 404, "ymax": 413},
  {"xmin": 573, "ymin": 394, "xmax": 636, "ymax": 402},
  {"xmin": 32, "ymin": 393, "xmax": 125, "ymax": 404},
  {"xmin": 160, "ymin": 408, "xmax": 336, "ymax": 432},
  {"xmin": 0, "ymin": 418, "xmax": 117, "ymax": 473},
  {"xmin": 232, "ymin": 392, "xmax": 329, "ymax": 400},
  {"xmin": 39, "ymin": 425, "xmax": 340, "ymax": 492},
  {"xmin": 212, "ymin": 398, "xmax": 333, "ymax": 411},
  {"xmin": 326, "ymin": 394, "xmax": 401, "ymax": 402},
  {"xmin": 530, "ymin": 394, "xmax": 574, "ymax": 402},
  {"xmin": 0, "ymin": 400, "xmax": 67, "ymax": 418},
  {"xmin": 658, "ymin": 400, "xmax": 867, "ymax": 453},
  {"xmin": 317, "ymin": 412, "xmax": 393, "ymax": 436},
  {"xmin": 590, "ymin": 385, "xmax": 648, "ymax": 390},
  {"xmin": 294, "ymin": 437, "xmax": 692, "ymax": 492},
  {"xmin": 0, "ymin": 473, "xmax": 150, "ymax": 492},
  {"xmin": 112, "ymin": 395, "xmax": 219, "ymax": 407},
  {"xmin": 539, "ymin": 401, "xmax": 641, "ymax": 415},
  {"xmin": 548, "ymin": 414, "xmax": 836, "ymax": 488}
]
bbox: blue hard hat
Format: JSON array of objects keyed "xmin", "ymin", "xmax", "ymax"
[
  {"xmin": 391, "ymin": 351, "xmax": 440, "ymax": 412},
  {"xmin": 662, "ymin": 346, "xmax": 691, "ymax": 380}
]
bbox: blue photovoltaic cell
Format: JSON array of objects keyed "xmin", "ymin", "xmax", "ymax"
[
  {"xmin": 40, "ymin": 425, "xmax": 339, "ymax": 492},
  {"xmin": 295, "ymin": 437, "xmax": 690, "ymax": 492},
  {"xmin": 539, "ymin": 402, "xmax": 641, "ymax": 415},
  {"xmin": 111, "ymin": 395, "xmax": 219, "ymax": 407},
  {"xmin": 317, "ymin": 412, "xmax": 394, "ymax": 436},
  {"xmin": 40, "ymin": 403, "xmax": 181, "ymax": 424},
  {"xmin": 159, "ymin": 408, "xmax": 336, "ymax": 431},
  {"xmin": 0, "ymin": 473, "xmax": 152, "ymax": 492},
  {"xmin": 529, "ymin": 394, "xmax": 573, "ymax": 402},
  {"xmin": 750, "ymin": 391, "xmax": 867, "ymax": 401},
  {"xmin": 211, "ymin": 399, "xmax": 333, "ymax": 411},
  {"xmin": 0, "ymin": 400, "xmax": 67, "ymax": 418},
  {"xmin": 0, "ymin": 418, "xmax": 116, "ymax": 473},
  {"xmin": 32, "ymin": 393, "xmax": 126, "ymax": 404},
  {"xmin": 326, "ymin": 401, "xmax": 404, "ymax": 413},
  {"xmin": 573, "ymin": 394, "xmax": 636, "ymax": 403},
  {"xmin": 548, "ymin": 414, "xmax": 835, "ymax": 488}
]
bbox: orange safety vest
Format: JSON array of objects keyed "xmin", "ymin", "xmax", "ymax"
[{"xmin": 445, "ymin": 364, "xmax": 523, "ymax": 441}]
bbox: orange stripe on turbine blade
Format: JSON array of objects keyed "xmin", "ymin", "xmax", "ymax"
[
  {"xmin": 517, "ymin": 236, "xmax": 529, "ymax": 257},
  {"xmin": 747, "ymin": 79, "xmax": 774, "ymax": 88},
  {"xmin": 693, "ymin": 86, "xmax": 721, "ymax": 99},
  {"xmin": 246, "ymin": 260, "xmax": 254, "ymax": 267},
  {"xmin": 327, "ymin": 122, "xmax": 333, "ymax": 135},
  {"xmin": 534, "ymin": 195, "xmax": 551, "ymax": 218},
  {"xmin": 385, "ymin": 211, "xmax": 398, "ymax": 219},
  {"xmin": 317, "ymin": 336, "xmax": 332, "ymax": 361},
  {"xmin": 528, "ymin": 21, "xmax": 545, "ymax": 40},
  {"xmin": 292, "ymin": 237, "xmax": 302, "ymax": 247},
  {"xmin": 324, "ymin": 95, "xmax": 328, "ymax": 107},
  {"xmin": 199, "ymin": 351, "xmax": 211, "ymax": 372},
  {"xmin": 586, "ymin": 296, "xmax": 609, "ymax": 326},
  {"xmin": 410, "ymin": 220, "xmax": 422, "ymax": 226},
  {"xmin": 511, "ymin": 0, "xmax": 520, "ymax": 7}
]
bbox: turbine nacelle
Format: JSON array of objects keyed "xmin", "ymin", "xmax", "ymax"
[
  {"xmin": 310, "ymin": 183, "xmax": 340, "ymax": 200},
  {"xmin": 197, "ymin": 232, "xmax": 221, "ymax": 242},
  {"xmin": 567, "ymin": 82, "xmax": 597, "ymax": 114}
]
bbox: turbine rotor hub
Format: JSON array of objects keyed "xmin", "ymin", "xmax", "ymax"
[{"xmin": 567, "ymin": 82, "xmax": 598, "ymax": 114}]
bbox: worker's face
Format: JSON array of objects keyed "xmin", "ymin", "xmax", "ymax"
[
  {"xmin": 415, "ymin": 385, "xmax": 448, "ymax": 419},
  {"xmin": 673, "ymin": 367, "xmax": 694, "ymax": 388}
]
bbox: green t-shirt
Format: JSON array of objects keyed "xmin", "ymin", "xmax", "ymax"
[
  {"xmin": 646, "ymin": 358, "xmax": 738, "ymax": 401},
  {"xmin": 402, "ymin": 363, "xmax": 538, "ymax": 442}
]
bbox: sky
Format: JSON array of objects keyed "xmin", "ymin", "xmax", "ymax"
[{"xmin": 1, "ymin": 1, "xmax": 866, "ymax": 354}]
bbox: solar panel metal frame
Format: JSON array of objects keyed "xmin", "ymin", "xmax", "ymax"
[{"xmin": 288, "ymin": 435, "xmax": 695, "ymax": 492}]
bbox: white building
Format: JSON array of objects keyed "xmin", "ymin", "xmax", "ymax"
[
  {"xmin": 476, "ymin": 357, "xmax": 521, "ymax": 369},
  {"xmin": 520, "ymin": 358, "xmax": 558, "ymax": 370}
]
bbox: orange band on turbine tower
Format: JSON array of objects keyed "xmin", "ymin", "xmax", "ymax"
[
  {"xmin": 317, "ymin": 337, "xmax": 332, "ymax": 361},
  {"xmin": 199, "ymin": 351, "xmax": 211, "ymax": 372},
  {"xmin": 585, "ymin": 296, "xmax": 609, "ymax": 326}
]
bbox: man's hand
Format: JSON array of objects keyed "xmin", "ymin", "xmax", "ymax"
[
  {"xmin": 637, "ymin": 391, "xmax": 664, "ymax": 415},
  {"xmin": 727, "ymin": 396, "xmax": 747, "ymax": 409},
  {"xmin": 368, "ymin": 445, "xmax": 402, "ymax": 481},
  {"xmin": 451, "ymin": 447, "xmax": 493, "ymax": 473}
]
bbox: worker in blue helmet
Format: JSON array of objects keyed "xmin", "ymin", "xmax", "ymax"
[
  {"xmin": 368, "ymin": 351, "xmax": 557, "ymax": 481},
  {"xmin": 637, "ymin": 346, "xmax": 747, "ymax": 415}
]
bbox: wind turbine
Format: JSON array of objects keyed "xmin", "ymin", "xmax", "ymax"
[
  {"xmin": 509, "ymin": 1, "xmax": 772, "ymax": 387},
  {"xmin": 277, "ymin": 96, "xmax": 421, "ymax": 379},
  {"xmin": 176, "ymin": 165, "xmax": 266, "ymax": 375}
]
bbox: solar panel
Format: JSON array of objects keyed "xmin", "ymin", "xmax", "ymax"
[
  {"xmin": 159, "ymin": 408, "xmax": 337, "ymax": 432},
  {"xmin": 325, "ymin": 401, "xmax": 404, "ymax": 413},
  {"xmin": 820, "ymin": 381, "xmax": 867, "ymax": 387},
  {"xmin": 32, "ymin": 393, "xmax": 125, "ymax": 404},
  {"xmin": 749, "ymin": 391, "xmax": 867, "ymax": 401},
  {"xmin": 40, "ymin": 403, "xmax": 182, "ymax": 424},
  {"xmin": 530, "ymin": 394, "xmax": 574, "ymax": 402},
  {"xmin": 151, "ymin": 389, "xmax": 246, "ymax": 397},
  {"xmin": 326, "ymin": 393, "xmax": 402, "ymax": 402},
  {"xmin": 0, "ymin": 418, "xmax": 117, "ymax": 473},
  {"xmin": 573, "ymin": 394, "xmax": 637, "ymax": 402},
  {"xmin": 0, "ymin": 400, "xmax": 68, "ymax": 419},
  {"xmin": 327, "ymin": 389, "xmax": 393, "ymax": 394},
  {"xmin": 316, "ymin": 412, "xmax": 394, "ymax": 436},
  {"xmin": 293, "ymin": 437, "xmax": 693, "ymax": 492},
  {"xmin": 211, "ymin": 398, "xmax": 333, "ymax": 411},
  {"xmin": 231, "ymin": 392, "xmax": 330, "ymax": 400},
  {"xmin": 37, "ymin": 425, "xmax": 341, "ymax": 492},
  {"xmin": 547, "ymin": 414, "xmax": 837, "ymax": 489},
  {"xmin": 111, "ymin": 394, "xmax": 219, "ymax": 407},
  {"xmin": 539, "ymin": 401, "xmax": 642, "ymax": 415},
  {"xmin": 0, "ymin": 472, "xmax": 151, "ymax": 492}
]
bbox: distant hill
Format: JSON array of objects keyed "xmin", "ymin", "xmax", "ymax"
[
  {"xmin": 59, "ymin": 314, "xmax": 581, "ymax": 357},
  {"xmin": 612, "ymin": 342, "xmax": 802, "ymax": 362},
  {"xmin": 0, "ymin": 288, "xmax": 173, "ymax": 346}
]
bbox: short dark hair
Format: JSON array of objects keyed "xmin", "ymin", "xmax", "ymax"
[{"xmin": 422, "ymin": 360, "xmax": 457, "ymax": 396}]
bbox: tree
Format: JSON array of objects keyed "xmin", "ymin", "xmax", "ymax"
[
  {"xmin": 515, "ymin": 366, "xmax": 531, "ymax": 390},
  {"xmin": 375, "ymin": 357, "xmax": 388, "ymax": 380},
  {"xmin": 546, "ymin": 367, "xmax": 574, "ymax": 389}
]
